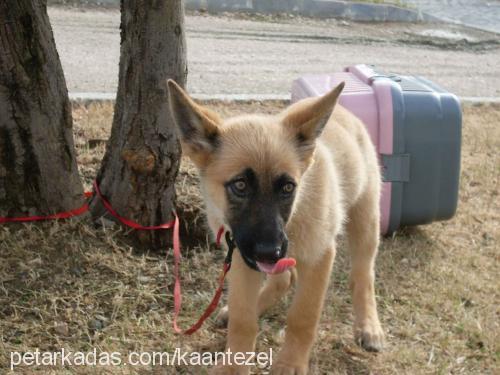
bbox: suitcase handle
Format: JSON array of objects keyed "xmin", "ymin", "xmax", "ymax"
[{"xmin": 348, "ymin": 64, "xmax": 404, "ymax": 84}]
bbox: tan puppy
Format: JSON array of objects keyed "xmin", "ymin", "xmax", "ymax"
[{"xmin": 168, "ymin": 80, "xmax": 385, "ymax": 374}]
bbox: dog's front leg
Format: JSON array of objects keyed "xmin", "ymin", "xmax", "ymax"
[
  {"xmin": 273, "ymin": 248, "xmax": 335, "ymax": 375},
  {"xmin": 211, "ymin": 251, "xmax": 263, "ymax": 375}
]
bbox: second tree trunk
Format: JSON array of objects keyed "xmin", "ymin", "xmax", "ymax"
[{"xmin": 91, "ymin": 0, "xmax": 187, "ymax": 245}]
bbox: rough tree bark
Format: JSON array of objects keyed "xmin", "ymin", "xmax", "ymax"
[
  {"xmin": 0, "ymin": 0, "xmax": 84, "ymax": 217},
  {"xmin": 90, "ymin": 0, "xmax": 187, "ymax": 245}
]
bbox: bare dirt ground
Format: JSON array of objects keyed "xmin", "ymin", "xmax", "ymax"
[
  {"xmin": 49, "ymin": 6, "xmax": 500, "ymax": 97},
  {"xmin": 0, "ymin": 101, "xmax": 498, "ymax": 374}
]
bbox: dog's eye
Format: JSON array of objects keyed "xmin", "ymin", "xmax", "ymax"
[
  {"xmin": 230, "ymin": 179, "xmax": 248, "ymax": 196},
  {"xmin": 282, "ymin": 182, "xmax": 295, "ymax": 195}
]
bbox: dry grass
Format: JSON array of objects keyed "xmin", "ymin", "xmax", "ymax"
[{"xmin": 0, "ymin": 101, "xmax": 498, "ymax": 374}]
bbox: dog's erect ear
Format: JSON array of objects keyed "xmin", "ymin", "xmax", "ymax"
[
  {"xmin": 281, "ymin": 82, "xmax": 344, "ymax": 160},
  {"xmin": 167, "ymin": 79, "xmax": 221, "ymax": 167}
]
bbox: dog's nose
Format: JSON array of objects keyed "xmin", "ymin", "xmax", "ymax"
[{"xmin": 254, "ymin": 243, "xmax": 283, "ymax": 263}]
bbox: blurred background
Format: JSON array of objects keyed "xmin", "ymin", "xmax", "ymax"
[{"xmin": 46, "ymin": 0, "xmax": 500, "ymax": 100}]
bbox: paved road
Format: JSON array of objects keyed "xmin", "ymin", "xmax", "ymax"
[
  {"xmin": 403, "ymin": 0, "xmax": 500, "ymax": 34},
  {"xmin": 48, "ymin": 7, "xmax": 500, "ymax": 98}
]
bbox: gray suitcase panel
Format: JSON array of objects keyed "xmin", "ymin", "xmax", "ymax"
[{"xmin": 387, "ymin": 75, "xmax": 462, "ymax": 233}]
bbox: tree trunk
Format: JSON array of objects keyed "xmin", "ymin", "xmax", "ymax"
[
  {"xmin": 0, "ymin": 0, "xmax": 84, "ymax": 217},
  {"xmin": 90, "ymin": 0, "xmax": 187, "ymax": 246}
]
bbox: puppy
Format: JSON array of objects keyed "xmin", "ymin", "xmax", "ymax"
[{"xmin": 168, "ymin": 80, "xmax": 385, "ymax": 374}]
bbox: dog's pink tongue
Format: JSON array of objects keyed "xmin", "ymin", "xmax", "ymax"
[
  {"xmin": 272, "ymin": 257, "xmax": 296, "ymax": 274},
  {"xmin": 257, "ymin": 258, "xmax": 296, "ymax": 274}
]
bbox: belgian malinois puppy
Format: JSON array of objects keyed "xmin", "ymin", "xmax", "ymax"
[{"xmin": 168, "ymin": 80, "xmax": 385, "ymax": 374}]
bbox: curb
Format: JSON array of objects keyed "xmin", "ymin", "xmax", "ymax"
[
  {"xmin": 418, "ymin": 14, "xmax": 500, "ymax": 36},
  {"xmin": 68, "ymin": 92, "xmax": 290, "ymax": 102},
  {"xmin": 69, "ymin": 92, "xmax": 500, "ymax": 105},
  {"xmin": 48, "ymin": 0, "xmax": 438, "ymax": 23},
  {"xmin": 459, "ymin": 97, "xmax": 500, "ymax": 105},
  {"xmin": 190, "ymin": 1, "xmax": 439, "ymax": 22},
  {"xmin": 306, "ymin": 1, "xmax": 439, "ymax": 22}
]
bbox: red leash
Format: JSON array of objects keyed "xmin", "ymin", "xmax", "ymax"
[
  {"xmin": 0, "ymin": 182, "xmax": 231, "ymax": 335},
  {"xmin": 173, "ymin": 226, "xmax": 232, "ymax": 334},
  {"xmin": 92, "ymin": 181, "xmax": 175, "ymax": 230},
  {"xmin": 0, "ymin": 191, "xmax": 92, "ymax": 223}
]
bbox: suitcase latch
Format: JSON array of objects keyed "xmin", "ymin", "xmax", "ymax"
[{"xmin": 381, "ymin": 154, "xmax": 410, "ymax": 182}]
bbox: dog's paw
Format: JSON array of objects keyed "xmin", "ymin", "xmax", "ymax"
[
  {"xmin": 214, "ymin": 305, "xmax": 229, "ymax": 328},
  {"xmin": 271, "ymin": 361, "xmax": 308, "ymax": 375},
  {"xmin": 354, "ymin": 321, "xmax": 385, "ymax": 352},
  {"xmin": 210, "ymin": 365, "xmax": 248, "ymax": 375}
]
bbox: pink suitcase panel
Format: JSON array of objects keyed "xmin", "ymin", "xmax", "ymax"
[{"xmin": 292, "ymin": 67, "xmax": 393, "ymax": 234}]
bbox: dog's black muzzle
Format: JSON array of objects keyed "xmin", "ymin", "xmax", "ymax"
[{"xmin": 233, "ymin": 233, "xmax": 289, "ymax": 272}]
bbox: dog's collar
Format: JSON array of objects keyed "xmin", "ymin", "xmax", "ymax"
[
  {"xmin": 216, "ymin": 227, "xmax": 259, "ymax": 272},
  {"xmin": 223, "ymin": 231, "xmax": 235, "ymax": 265}
]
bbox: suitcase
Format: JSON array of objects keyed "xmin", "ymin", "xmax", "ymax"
[{"xmin": 291, "ymin": 64, "xmax": 462, "ymax": 234}]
